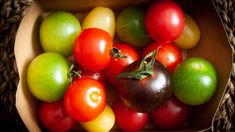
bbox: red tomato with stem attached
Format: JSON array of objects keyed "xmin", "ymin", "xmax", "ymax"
[
  {"xmin": 38, "ymin": 100, "xmax": 76, "ymax": 132},
  {"xmin": 112, "ymin": 98, "xmax": 149, "ymax": 132},
  {"xmin": 145, "ymin": 1, "xmax": 184, "ymax": 42},
  {"xmin": 142, "ymin": 42, "xmax": 182, "ymax": 73},
  {"xmin": 151, "ymin": 96, "xmax": 190, "ymax": 130},
  {"xmin": 73, "ymin": 28, "xmax": 113, "ymax": 72},
  {"xmin": 104, "ymin": 44, "xmax": 139, "ymax": 86},
  {"xmin": 64, "ymin": 78, "xmax": 106, "ymax": 122}
]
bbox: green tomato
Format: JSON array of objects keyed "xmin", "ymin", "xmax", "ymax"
[
  {"xmin": 172, "ymin": 58, "xmax": 217, "ymax": 105},
  {"xmin": 116, "ymin": 7, "xmax": 151, "ymax": 47},
  {"xmin": 40, "ymin": 12, "xmax": 81, "ymax": 57},
  {"xmin": 27, "ymin": 52, "xmax": 70, "ymax": 102},
  {"xmin": 80, "ymin": 105, "xmax": 115, "ymax": 132}
]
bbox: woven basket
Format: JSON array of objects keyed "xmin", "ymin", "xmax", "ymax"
[{"xmin": 0, "ymin": 0, "xmax": 234, "ymax": 131}]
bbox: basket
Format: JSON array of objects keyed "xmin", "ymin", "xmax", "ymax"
[{"xmin": 0, "ymin": 0, "xmax": 234, "ymax": 131}]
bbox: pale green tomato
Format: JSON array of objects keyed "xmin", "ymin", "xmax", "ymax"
[
  {"xmin": 40, "ymin": 12, "xmax": 81, "ymax": 57},
  {"xmin": 27, "ymin": 52, "xmax": 70, "ymax": 102}
]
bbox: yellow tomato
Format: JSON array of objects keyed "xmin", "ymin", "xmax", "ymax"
[
  {"xmin": 80, "ymin": 105, "xmax": 115, "ymax": 132},
  {"xmin": 174, "ymin": 13, "xmax": 200, "ymax": 49},
  {"xmin": 82, "ymin": 7, "xmax": 115, "ymax": 38}
]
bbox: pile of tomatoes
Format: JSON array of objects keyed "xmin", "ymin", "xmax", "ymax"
[{"xmin": 26, "ymin": 1, "xmax": 218, "ymax": 131}]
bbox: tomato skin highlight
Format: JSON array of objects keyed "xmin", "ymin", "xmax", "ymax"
[
  {"xmin": 38, "ymin": 100, "xmax": 76, "ymax": 132},
  {"xmin": 142, "ymin": 42, "xmax": 182, "ymax": 73},
  {"xmin": 73, "ymin": 28, "xmax": 113, "ymax": 72},
  {"xmin": 145, "ymin": 1, "xmax": 184, "ymax": 42},
  {"xmin": 112, "ymin": 98, "xmax": 149, "ymax": 132},
  {"xmin": 64, "ymin": 78, "xmax": 106, "ymax": 122},
  {"xmin": 151, "ymin": 96, "xmax": 190, "ymax": 130},
  {"xmin": 104, "ymin": 44, "xmax": 139, "ymax": 86}
]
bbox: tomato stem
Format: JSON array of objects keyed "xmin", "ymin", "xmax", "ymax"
[
  {"xmin": 116, "ymin": 47, "xmax": 161, "ymax": 80},
  {"xmin": 67, "ymin": 64, "xmax": 81, "ymax": 82},
  {"xmin": 110, "ymin": 47, "xmax": 127, "ymax": 59}
]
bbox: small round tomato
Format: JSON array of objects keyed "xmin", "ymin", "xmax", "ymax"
[
  {"xmin": 81, "ymin": 68, "xmax": 106, "ymax": 84},
  {"xmin": 104, "ymin": 44, "xmax": 139, "ymax": 85},
  {"xmin": 27, "ymin": 52, "xmax": 70, "ymax": 102},
  {"xmin": 142, "ymin": 42, "xmax": 182, "ymax": 73},
  {"xmin": 40, "ymin": 12, "xmax": 81, "ymax": 57},
  {"xmin": 38, "ymin": 100, "xmax": 76, "ymax": 132},
  {"xmin": 112, "ymin": 98, "xmax": 149, "ymax": 131},
  {"xmin": 151, "ymin": 96, "xmax": 190, "ymax": 130},
  {"xmin": 82, "ymin": 7, "xmax": 115, "ymax": 38},
  {"xmin": 80, "ymin": 105, "xmax": 115, "ymax": 132},
  {"xmin": 73, "ymin": 28, "xmax": 113, "ymax": 72},
  {"xmin": 145, "ymin": 1, "xmax": 184, "ymax": 42},
  {"xmin": 64, "ymin": 78, "xmax": 106, "ymax": 122},
  {"xmin": 172, "ymin": 58, "xmax": 217, "ymax": 105},
  {"xmin": 174, "ymin": 13, "xmax": 201, "ymax": 49},
  {"xmin": 116, "ymin": 7, "xmax": 151, "ymax": 47}
]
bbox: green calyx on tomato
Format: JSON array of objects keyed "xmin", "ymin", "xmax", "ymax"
[
  {"xmin": 116, "ymin": 6, "xmax": 151, "ymax": 47},
  {"xmin": 172, "ymin": 57, "xmax": 217, "ymax": 105},
  {"xmin": 27, "ymin": 52, "xmax": 70, "ymax": 102},
  {"xmin": 40, "ymin": 11, "xmax": 81, "ymax": 57}
]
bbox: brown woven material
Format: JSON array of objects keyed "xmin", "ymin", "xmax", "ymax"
[
  {"xmin": 0, "ymin": 0, "xmax": 32, "ymax": 131},
  {"xmin": 212, "ymin": 0, "xmax": 235, "ymax": 131},
  {"xmin": 0, "ymin": 0, "xmax": 234, "ymax": 131}
]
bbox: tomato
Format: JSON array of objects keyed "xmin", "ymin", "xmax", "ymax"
[
  {"xmin": 40, "ymin": 12, "xmax": 81, "ymax": 57},
  {"xmin": 145, "ymin": 1, "xmax": 184, "ymax": 42},
  {"xmin": 104, "ymin": 44, "xmax": 139, "ymax": 86},
  {"xmin": 27, "ymin": 52, "xmax": 70, "ymax": 102},
  {"xmin": 64, "ymin": 78, "xmax": 106, "ymax": 122},
  {"xmin": 73, "ymin": 28, "xmax": 113, "ymax": 72},
  {"xmin": 116, "ymin": 7, "xmax": 151, "ymax": 47},
  {"xmin": 142, "ymin": 42, "xmax": 182, "ymax": 73},
  {"xmin": 172, "ymin": 58, "xmax": 217, "ymax": 105},
  {"xmin": 80, "ymin": 105, "xmax": 115, "ymax": 132},
  {"xmin": 81, "ymin": 68, "xmax": 106, "ymax": 84},
  {"xmin": 174, "ymin": 13, "xmax": 201, "ymax": 49},
  {"xmin": 151, "ymin": 96, "xmax": 190, "ymax": 129},
  {"xmin": 82, "ymin": 7, "xmax": 115, "ymax": 38},
  {"xmin": 112, "ymin": 98, "xmax": 149, "ymax": 131},
  {"xmin": 38, "ymin": 100, "xmax": 76, "ymax": 132}
]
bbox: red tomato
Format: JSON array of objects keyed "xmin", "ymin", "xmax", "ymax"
[
  {"xmin": 142, "ymin": 42, "xmax": 182, "ymax": 73},
  {"xmin": 151, "ymin": 96, "xmax": 190, "ymax": 129},
  {"xmin": 145, "ymin": 1, "xmax": 184, "ymax": 42},
  {"xmin": 38, "ymin": 100, "xmax": 76, "ymax": 132},
  {"xmin": 104, "ymin": 44, "xmax": 139, "ymax": 85},
  {"xmin": 112, "ymin": 98, "xmax": 149, "ymax": 131},
  {"xmin": 64, "ymin": 78, "xmax": 106, "ymax": 122},
  {"xmin": 81, "ymin": 69, "xmax": 106, "ymax": 84},
  {"xmin": 73, "ymin": 28, "xmax": 113, "ymax": 72}
]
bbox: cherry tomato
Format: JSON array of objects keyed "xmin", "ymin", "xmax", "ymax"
[
  {"xmin": 81, "ymin": 68, "xmax": 106, "ymax": 84},
  {"xmin": 40, "ymin": 12, "xmax": 81, "ymax": 57},
  {"xmin": 38, "ymin": 100, "xmax": 76, "ymax": 132},
  {"xmin": 82, "ymin": 7, "xmax": 115, "ymax": 38},
  {"xmin": 104, "ymin": 44, "xmax": 139, "ymax": 85},
  {"xmin": 80, "ymin": 105, "xmax": 115, "ymax": 132},
  {"xmin": 142, "ymin": 42, "xmax": 182, "ymax": 73},
  {"xmin": 116, "ymin": 6, "xmax": 151, "ymax": 47},
  {"xmin": 151, "ymin": 96, "xmax": 190, "ymax": 130},
  {"xmin": 174, "ymin": 13, "xmax": 201, "ymax": 49},
  {"xmin": 172, "ymin": 58, "xmax": 217, "ymax": 105},
  {"xmin": 112, "ymin": 98, "xmax": 149, "ymax": 131},
  {"xmin": 27, "ymin": 52, "xmax": 70, "ymax": 102},
  {"xmin": 73, "ymin": 28, "xmax": 113, "ymax": 72},
  {"xmin": 145, "ymin": 1, "xmax": 184, "ymax": 42},
  {"xmin": 64, "ymin": 78, "xmax": 106, "ymax": 122}
]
